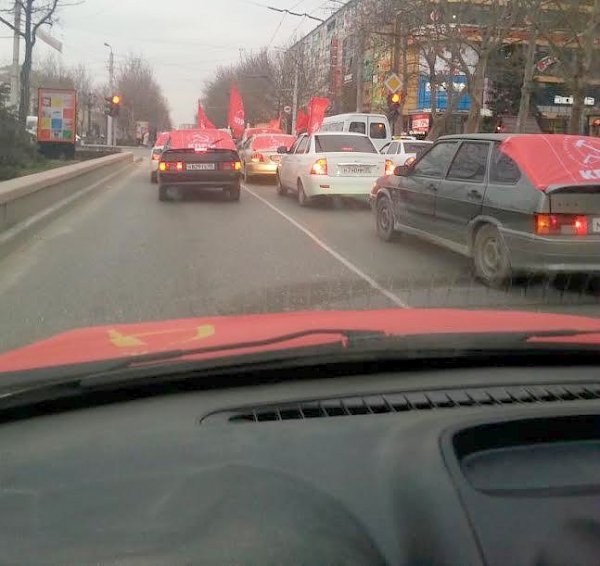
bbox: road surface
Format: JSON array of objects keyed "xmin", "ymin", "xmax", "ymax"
[{"xmin": 1, "ymin": 155, "xmax": 598, "ymax": 353}]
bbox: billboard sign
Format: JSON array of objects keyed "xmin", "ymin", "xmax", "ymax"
[
  {"xmin": 417, "ymin": 75, "xmax": 470, "ymax": 112},
  {"xmin": 37, "ymin": 88, "xmax": 76, "ymax": 143},
  {"xmin": 411, "ymin": 113, "xmax": 430, "ymax": 133}
]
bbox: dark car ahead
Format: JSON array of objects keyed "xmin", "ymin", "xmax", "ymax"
[
  {"xmin": 158, "ymin": 128, "xmax": 241, "ymax": 202},
  {"xmin": 371, "ymin": 134, "xmax": 600, "ymax": 287}
]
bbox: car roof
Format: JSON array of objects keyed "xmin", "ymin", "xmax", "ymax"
[
  {"xmin": 323, "ymin": 113, "xmax": 387, "ymax": 120},
  {"xmin": 313, "ymin": 131, "xmax": 370, "ymax": 137},
  {"xmin": 438, "ymin": 133, "xmax": 514, "ymax": 141}
]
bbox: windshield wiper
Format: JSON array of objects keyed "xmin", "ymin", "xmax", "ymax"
[{"xmin": 0, "ymin": 328, "xmax": 599, "ymax": 412}]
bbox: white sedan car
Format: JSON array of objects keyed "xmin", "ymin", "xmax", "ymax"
[
  {"xmin": 380, "ymin": 139, "xmax": 433, "ymax": 175},
  {"xmin": 276, "ymin": 132, "xmax": 385, "ymax": 206}
]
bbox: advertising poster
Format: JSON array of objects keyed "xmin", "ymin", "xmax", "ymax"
[{"xmin": 37, "ymin": 88, "xmax": 77, "ymax": 144}]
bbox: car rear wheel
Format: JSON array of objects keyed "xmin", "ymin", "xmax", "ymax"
[
  {"xmin": 150, "ymin": 171, "xmax": 157, "ymax": 184},
  {"xmin": 297, "ymin": 180, "xmax": 309, "ymax": 207},
  {"xmin": 158, "ymin": 185, "xmax": 169, "ymax": 201},
  {"xmin": 473, "ymin": 224, "xmax": 512, "ymax": 288},
  {"xmin": 225, "ymin": 184, "xmax": 241, "ymax": 202},
  {"xmin": 376, "ymin": 196, "xmax": 396, "ymax": 241},
  {"xmin": 276, "ymin": 174, "xmax": 287, "ymax": 196}
]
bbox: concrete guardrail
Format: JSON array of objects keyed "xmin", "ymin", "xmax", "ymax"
[{"xmin": 0, "ymin": 151, "xmax": 134, "ymax": 256}]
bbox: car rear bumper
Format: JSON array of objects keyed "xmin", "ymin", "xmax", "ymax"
[
  {"xmin": 502, "ymin": 228, "xmax": 600, "ymax": 273},
  {"xmin": 245, "ymin": 162, "xmax": 278, "ymax": 175},
  {"xmin": 159, "ymin": 172, "xmax": 240, "ymax": 189},
  {"xmin": 304, "ymin": 176, "xmax": 376, "ymax": 198}
]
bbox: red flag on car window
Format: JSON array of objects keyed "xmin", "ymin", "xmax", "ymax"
[
  {"xmin": 197, "ymin": 101, "xmax": 215, "ymax": 129},
  {"xmin": 228, "ymin": 84, "xmax": 245, "ymax": 139},
  {"xmin": 307, "ymin": 97, "xmax": 330, "ymax": 135},
  {"xmin": 295, "ymin": 108, "xmax": 308, "ymax": 134}
]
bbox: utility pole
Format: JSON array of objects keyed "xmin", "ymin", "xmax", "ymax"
[
  {"xmin": 104, "ymin": 42, "xmax": 114, "ymax": 146},
  {"xmin": 9, "ymin": 1, "xmax": 21, "ymax": 108},
  {"xmin": 355, "ymin": 33, "xmax": 363, "ymax": 112},
  {"xmin": 86, "ymin": 92, "xmax": 93, "ymax": 138},
  {"xmin": 291, "ymin": 61, "xmax": 299, "ymax": 134}
]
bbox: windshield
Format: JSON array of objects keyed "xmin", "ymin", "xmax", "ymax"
[
  {"xmin": 0, "ymin": 0, "xmax": 599, "ymax": 375},
  {"xmin": 315, "ymin": 134, "xmax": 377, "ymax": 153}
]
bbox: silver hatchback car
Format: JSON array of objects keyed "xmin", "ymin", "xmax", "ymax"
[{"xmin": 372, "ymin": 133, "xmax": 600, "ymax": 287}]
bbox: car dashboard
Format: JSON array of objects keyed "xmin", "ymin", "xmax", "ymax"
[{"xmin": 2, "ymin": 364, "xmax": 600, "ymax": 565}]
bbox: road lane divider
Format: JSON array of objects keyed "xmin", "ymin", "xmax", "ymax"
[
  {"xmin": 0, "ymin": 152, "xmax": 134, "ymax": 258},
  {"xmin": 243, "ymin": 185, "xmax": 408, "ymax": 308}
]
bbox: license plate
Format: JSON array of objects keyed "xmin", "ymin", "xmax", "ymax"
[
  {"xmin": 186, "ymin": 163, "xmax": 215, "ymax": 171},
  {"xmin": 592, "ymin": 218, "xmax": 600, "ymax": 233},
  {"xmin": 341, "ymin": 165, "xmax": 371, "ymax": 175}
]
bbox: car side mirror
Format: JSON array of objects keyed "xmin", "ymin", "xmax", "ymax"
[
  {"xmin": 277, "ymin": 146, "xmax": 288, "ymax": 154},
  {"xmin": 394, "ymin": 165, "xmax": 409, "ymax": 176}
]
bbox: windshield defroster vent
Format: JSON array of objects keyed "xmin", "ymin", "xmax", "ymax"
[{"xmin": 202, "ymin": 383, "xmax": 600, "ymax": 424}]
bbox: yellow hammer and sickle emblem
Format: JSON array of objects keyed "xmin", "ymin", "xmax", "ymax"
[{"xmin": 107, "ymin": 324, "xmax": 215, "ymax": 348}]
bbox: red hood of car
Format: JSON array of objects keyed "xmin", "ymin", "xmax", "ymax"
[{"xmin": 1, "ymin": 308, "xmax": 600, "ymax": 372}]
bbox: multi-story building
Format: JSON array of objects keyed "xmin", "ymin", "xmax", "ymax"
[{"xmin": 285, "ymin": 0, "xmax": 599, "ymax": 136}]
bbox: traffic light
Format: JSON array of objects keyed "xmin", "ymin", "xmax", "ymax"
[
  {"xmin": 387, "ymin": 92, "xmax": 402, "ymax": 119},
  {"xmin": 104, "ymin": 94, "xmax": 122, "ymax": 117},
  {"xmin": 388, "ymin": 92, "xmax": 401, "ymax": 109}
]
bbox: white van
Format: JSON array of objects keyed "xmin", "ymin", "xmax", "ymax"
[{"xmin": 320, "ymin": 113, "xmax": 391, "ymax": 151}]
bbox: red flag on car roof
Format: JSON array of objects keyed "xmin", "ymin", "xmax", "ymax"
[
  {"xmin": 227, "ymin": 83, "xmax": 245, "ymax": 139},
  {"xmin": 307, "ymin": 97, "xmax": 330, "ymax": 135},
  {"xmin": 197, "ymin": 101, "xmax": 215, "ymax": 129},
  {"xmin": 295, "ymin": 108, "xmax": 308, "ymax": 134}
]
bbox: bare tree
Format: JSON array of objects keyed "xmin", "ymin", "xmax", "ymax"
[
  {"xmin": 115, "ymin": 54, "xmax": 172, "ymax": 141},
  {"xmin": 0, "ymin": 0, "xmax": 68, "ymax": 124},
  {"xmin": 524, "ymin": 0, "xmax": 599, "ymax": 134}
]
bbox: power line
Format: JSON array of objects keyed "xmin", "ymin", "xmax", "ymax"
[{"xmin": 267, "ymin": 6, "xmax": 324, "ymax": 22}]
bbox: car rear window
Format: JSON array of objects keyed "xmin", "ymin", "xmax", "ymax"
[
  {"xmin": 404, "ymin": 142, "xmax": 431, "ymax": 155},
  {"xmin": 349, "ymin": 121, "xmax": 366, "ymax": 134},
  {"xmin": 315, "ymin": 135, "xmax": 377, "ymax": 153},
  {"xmin": 167, "ymin": 129, "xmax": 235, "ymax": 151},
  {"xmin": 251, "ymin": 135, "xmax": 296, "ymax": 151},
  {"xmin": 369, "ymin": 121, "xmax": 388, "ymax": 139}
]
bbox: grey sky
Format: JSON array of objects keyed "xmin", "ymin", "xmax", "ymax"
[{"xmin": 0, "ymin": 0, "xmax": 337, "ymax": 125}]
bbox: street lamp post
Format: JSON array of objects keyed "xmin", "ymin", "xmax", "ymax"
[{"xmin": 104, "ymin": 42, "xmax": 115, "ymax": 146}]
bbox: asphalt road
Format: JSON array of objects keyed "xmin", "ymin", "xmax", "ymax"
[{"xmin": 1, "ymin": 155, "xmax": 599, "ymax": 353}]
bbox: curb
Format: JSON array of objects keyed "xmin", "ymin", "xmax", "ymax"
[{"xmin": 0, "ymin": 159, "xmax": 137, "ymax": 259}]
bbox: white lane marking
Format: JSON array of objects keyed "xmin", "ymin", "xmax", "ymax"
[{"xmin": 243, "ymin": 185, "xmax": 408, "ymax": 308}]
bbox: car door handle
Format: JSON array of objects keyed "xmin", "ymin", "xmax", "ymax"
[{"xmin": 468, "ymin": 189, "xmax": 482, "ymax": 199}]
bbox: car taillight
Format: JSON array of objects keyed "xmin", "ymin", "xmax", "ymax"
[
  {"xmin": 385, "ymin": 159, "xmax": 394, "ymax": 176},
  {"xmin": 405, "ymin": 156, "xmax": 416, "ymax": 166},
  {"xmin": 158, "ymin": 161, "xmax": 184, "ymax": 172},
  {"xmin": 251, "ymin": 152, "xmax": 264, "ymax": 163},
  {"xmin": 310, "ymin": 158, "xmax": 328, "ymax": 175},
  {"xmin": 222, "ymin": 161, "xmax": 242, "ymax": 171},
  {"xmin": 535, "ymin": 214, "xmax": 588, "ymax": 236}
]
